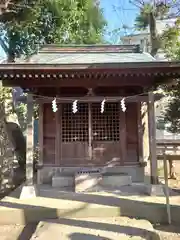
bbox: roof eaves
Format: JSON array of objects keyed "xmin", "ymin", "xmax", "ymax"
[{"xmin": 1, "ymin": 61, "xmax": 180, "ymax": 70}]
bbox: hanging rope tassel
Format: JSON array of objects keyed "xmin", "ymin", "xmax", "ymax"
[
  {"xmin": 72, "ymin": 100, "xmax": 78, "ymax": 113},
  {"xmin": 101, "ymin": 99, "xmax": 106, "ymax": 113},
  {"xmin": 121, "ymin": 98, "xmax": 126, "ymax": 112},
  {"xmin": 52, "ymin": 98, "xmax": 58, "ymax": 112}
]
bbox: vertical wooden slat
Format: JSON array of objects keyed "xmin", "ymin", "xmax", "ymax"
[
  {"xmin": 55, "ymin": 103, "xmax": 60, "ymax": 165},
  {"xmin": 148, "ymin": 92, "xmax": 158, "ymax": 184},
  {"xmin": 119, "ymin": 103, "xmax": 127, "ymax": 165},
  {"xmin": 26, "ymin": 93, "xmax": 34, "ymax": 186},
  {"xmin": 59, "ymin": 103, "xmax": 62, "ymax": 164},
  {"xmin": 88, "ymin": 103, "xmax": 93, "ymax": 161},
  {"xmin": 137, "ymin": 102, "xmax": 143, "ymax": 163},
  {"xmin": 37, "ymin": 103, "xmax": 43, "ymax": 184}
]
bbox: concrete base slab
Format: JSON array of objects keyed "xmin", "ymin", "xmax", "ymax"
[
  {"xmin": 101, "ymin": 174, "xmax": 132, "ymax": 187},
  {"xmin": 75, "ymin": 173, "xmax": 102, "ymax": 192},
  {"xmin": 52, "ymin": 176, "xmax": 74, "ymax": 188},
  {"xmin": 30, "ymin": 217, "xmax": 160, "ymax": 240},
  {"xmin": 20, "ymin": 185, "xmax": 38, "ymax": 199},
  {"xmin": 145, "ymin": 184, "xmax": 165, "ymax": 196}
]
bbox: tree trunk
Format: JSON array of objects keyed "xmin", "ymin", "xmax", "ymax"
[{"xmin": 149, "ymin": 12, "xmax": 159, "ymax": 57}]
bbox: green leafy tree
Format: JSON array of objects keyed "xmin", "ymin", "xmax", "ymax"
[
  {"xmin": 0, "ymin": 0, "xmax": 106, "ymax": 60},
  {"xmin": 132, "ymin": 0, "xmax": 180, "ymax": 56},
  {"xmin": 131, "ymin": 0, "xmax": 180, "ymax": 179}
]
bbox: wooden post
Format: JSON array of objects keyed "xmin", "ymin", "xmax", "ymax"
[
  {"xmin": 20, "ymin": 93, "xmax": 37, "ymax": 199},
  {"xmin": 26, "ymin": 93, "xmax": 34, "ymax": 186},
  {"xmin": 37, "ymin": 103, "xmax": 43, "ymax": 184},
  {"xmin": 148, "ymin": 92, "xmax": 158, "ymax": 184},
  {"xmin": 88, "ymin": 103, "xmax": 93, "ymax": 161},
  {"xmin": 137, "ymin": 102, "xmax": 143, "ymax": 163},
  {"xmin": 119, "ymin": 104, "xmax": 127, "ymax": 165},
  {"xmin": 163, "ymin": 149, "xmax": 171, "ymax": 224},
  {"xmin": 55, "ymin": 103, "xmax": 60, "ymax": 165}
]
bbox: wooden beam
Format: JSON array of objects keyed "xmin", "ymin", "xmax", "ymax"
[
  {"xmin": 148, "ymin": 92, "xmax": 158, "ymax": 184},
  {"xmin": 26, "ymin": 93, "xmax": 34, "ymax": 186},
  {"xmin": 3, "ymin": 77, "xmax": 152, "ymax": 88},
  {"xmin": 37, "ymin": 103, "xmax": 43, "ymax": 184}
]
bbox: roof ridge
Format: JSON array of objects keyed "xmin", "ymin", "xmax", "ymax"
[{"xmin": 39, "ymin": 44, "xmax": 141, "ymax": 54}]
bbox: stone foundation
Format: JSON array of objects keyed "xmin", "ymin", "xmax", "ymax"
[
  {"xmin": 38, "ymin": 165, "xmax": 145, "ymax": 185},
  {"xmin": 101, "ymin": 173, "xmax": 132, "ymax": 187},
  {"xmin": 20, "ymin": 185, "xmax": 38, "ymax": 199},
  {"xmin": 144, "ymin": 184, "xmax": 165, "ymax": 196},
  {"xmin": 52, "ymin": 175, "xmax": 74, "ymax": 188}
]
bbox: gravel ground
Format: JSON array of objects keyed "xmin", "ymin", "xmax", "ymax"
[{"xmin": 0, "ymin": 220, "xmax": 180, "ymax": 240}]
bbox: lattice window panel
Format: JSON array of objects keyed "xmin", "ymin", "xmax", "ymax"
[
  {"xmin": 92, "ymin": 103, "xmax": 120, "ymax": 141},
  {"xmin": 62, "ymin": 103, "xmax": 88, "ymax": 142}
]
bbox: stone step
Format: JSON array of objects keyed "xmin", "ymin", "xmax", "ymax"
[
  {"xmin": 52, "ymin": 173, "xmax": 132, "ymax": 191},
  {"xmin": 52, "ymin": 174, "xmax": 74, "ymax": 188},
  {"xmin": 75, "ymin": 173, "xmax": 102, "ymax": 192},
  {"xmin": 30, "ymin": 217, "xmax": 160, "ymax": 240},
  {"xmin": 101, "ymin": 173, "xmax": 132, "ymax": 188}
]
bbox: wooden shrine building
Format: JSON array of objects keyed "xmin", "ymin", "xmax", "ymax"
[{"xmin": 1, "ymin": 44, "xmax": 180, "ymax": 188}]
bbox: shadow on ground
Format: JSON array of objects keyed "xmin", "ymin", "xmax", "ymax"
[
  {"xmin": 69, "ymin": 233, "xmax": 113, "ymax": 240},
  {"xmin": 154, "ymin": 223, "xmax": 180, "ymax": 234},
  {"xmin": 1, "ymin": 190, "xmax": 180, "ymax": 225},
  {"xmin": 17, "ymin": 223, "xmax": 38, "ymax": 240}
]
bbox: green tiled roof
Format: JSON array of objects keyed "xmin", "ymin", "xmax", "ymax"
[{"xmin": 18, "ymin": 44, "xmax": 156, "ymax": 64}]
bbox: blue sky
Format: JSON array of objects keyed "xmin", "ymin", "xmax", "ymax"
[
  {"xmin": 0, "ymin": 0, "xmax": 139, "ymax": 57},
  {"xmin": 100, "ymin": 0, "xmax": 139, "ymax": 43}
]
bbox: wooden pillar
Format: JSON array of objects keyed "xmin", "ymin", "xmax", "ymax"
[
  {"xmin": 88, "ymin": 103, "xmax": 93, "ymax": 161},
  {"xmin": 26, "ymin": 93, "xmax": 34, "ymax": 186},
  {"xmin": 37, "ymin": 103, "xmax": 43, "ymax": 184},
  {"xmin": 119, "ymin": 104, "xmax": 127, "ymax": 165},
  {"xmin": 55, "ymin": 103, "xmax": 60, "ymax": 165},
  {"xmin": 137, "ymin": 102, "xmax": 143, "ymax": 163},
  {"xmin": 148, "ymin": 92, "xmax": 158, "ymax": 184}
]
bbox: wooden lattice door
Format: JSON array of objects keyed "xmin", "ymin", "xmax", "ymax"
[
  {"xmin": 61, "ymin": 103, "xmax": 89, "ymax": 166},
  {"xmin": 91, "ymin": 102, "xmax": 121, "ymax": 165},
  {"xmin": 60, "ymin": 102, "xmax": 121, "ymax": 166}
]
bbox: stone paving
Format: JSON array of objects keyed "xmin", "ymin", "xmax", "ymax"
[{"xmin": 0, "ymin": 217, "xmax": 160, "ymax": 240}]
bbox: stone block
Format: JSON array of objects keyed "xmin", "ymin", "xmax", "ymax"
[
  {"xmin": 75, "ymin": 173, "xmax": 102, "ymax": 192},
  {"xmin": 144, "ymin": 184, "xmax": 165, "ymax": 196},
  {"xmin": 20, "ymin": 185, "xmax": 38, "ymax": 199},
  {"xmin": 101, "ymin": 173, "xmax": 132, "ymax": 187},
  {"xmin": 52, "ymin": 175, "xmax": 74, "ymax": 188}
]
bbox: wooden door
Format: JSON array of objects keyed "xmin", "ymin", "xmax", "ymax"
[
  {"xmin": 61, "ymin": 103, "xmax": 89, "ymax": 166},
  {"xmin": 91, "ymin": 102, "xmax": 121, "ymax": 166}
]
